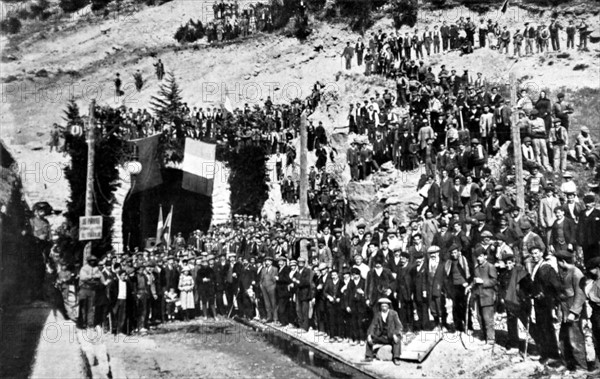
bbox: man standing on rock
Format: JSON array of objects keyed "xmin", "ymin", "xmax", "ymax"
[
  {"xmin": 342, "ymin": 42, "xmax": 354, "ymax": 70},
  {"xmin": 364, "ymin": 298, "xmax": 402, "ymax": 366}
]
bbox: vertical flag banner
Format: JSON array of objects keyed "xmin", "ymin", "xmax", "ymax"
[
  {"xmin": 130, "ymin": 134, "xmax": 163, "ymax": 194},
  {"xmin": 155, "ymin": 205, "xmax": 164, "ymax": 244},
  {"xmin": 163, "ymin": 205, "xmax": 173, "ymax": 246},
  {"xmin": 181, "ymin": 138, "xmax": 217, "ymax": 196}
]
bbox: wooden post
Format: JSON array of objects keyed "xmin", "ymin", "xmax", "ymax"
[
  {"xmin": 509, "ymin": 72, "xmax": 525, "ymax": 210},
  {"xmin": 83, "ymin": 100, "xmax": 96, "ymax": 262},
  {"xmin": 299, "ymin": 106, "xmax": 309, "ymax": 217},
  {"xmin": 299, "ymin": 106, "xmax": 310, "ymax": 261}
]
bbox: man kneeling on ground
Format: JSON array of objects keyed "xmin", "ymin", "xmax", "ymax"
[{"xmin": 364, "ymin": 298, "xmax": 403, "ymax": 365}]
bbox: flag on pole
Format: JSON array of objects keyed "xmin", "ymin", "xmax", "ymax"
[
  {"xmin": 162, "ymin": 205, "xmax": 173, "ymax": 247},
  {"xmin": 501, "ymin": 0, "xmax": 509, "ymax": 13},
  {"xmin": 130, "ymin": 134, "xmax": 163, "ymax": 194},
  {"xmin": 155, "ymin": 205, "xmax": 164, "ymax": 244},
  {"xmin": 221, "ymin": 94, "xmax": 234, "ymax": 114},
  {"xmin": 181, "ymin": 138, "xmax": 217, "ymax": 196}
]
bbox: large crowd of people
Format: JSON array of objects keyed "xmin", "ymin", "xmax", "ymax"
[{"xmin": 39, "ymin": 9, "xmax": 600, "ymax": 374}]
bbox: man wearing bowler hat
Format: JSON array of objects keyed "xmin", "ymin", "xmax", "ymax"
[{"xmin": 364, "ymin": 298, "xmax": 403, "ymax": 365}]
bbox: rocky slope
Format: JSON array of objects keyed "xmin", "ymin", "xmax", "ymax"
[{"xmin": 1, "ymin": 2, "xmax": 599, "ymax": 216}]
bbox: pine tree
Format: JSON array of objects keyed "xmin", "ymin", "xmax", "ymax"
[
  {"xmin": 150, "ymin": 71, "xmax": 183, "ymax": 124},
  {"xmin": 63, "ymin": 97, "xmax": 82, "ymax": 126},
  {"xmin": 133, "ymin": 70, "xmax": 144, "ymax": 92},
  {"xmin": 150, "ymin": 72, "xmax": 185, "ymax": 163}
]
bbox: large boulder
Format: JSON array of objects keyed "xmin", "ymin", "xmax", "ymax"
[{"xmin": 346, "ymin": 181, "xmax": 380, "ymax": 220}]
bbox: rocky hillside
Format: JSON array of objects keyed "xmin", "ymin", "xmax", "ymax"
[{"xmin": 1, "ymin": 1, "xmax": 599, "ymax": 217}]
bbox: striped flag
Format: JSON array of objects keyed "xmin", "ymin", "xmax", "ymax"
[
  {"xmin": 181, "ymin": 138, "xmax": 217, "ymax": 196},
  {"xmin": 155, "ymin": 205, "xmax": 164, "ymax": 245},
  {"xmin": 162, "ymin": 205, "xmax": 173, "ymax": 247},
  {"xmin": 501, "ymin": 0, "xmax": 509, "ymax": 13}
]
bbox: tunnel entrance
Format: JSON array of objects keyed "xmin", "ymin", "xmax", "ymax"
[{"xmin": 122, "ymin": 168, "xmax": 212, "ymax": 250}]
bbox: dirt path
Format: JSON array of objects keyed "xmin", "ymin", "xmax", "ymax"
[{"xmin": 106, "ymin": 319, "xmax": 321, "ymax": 379}]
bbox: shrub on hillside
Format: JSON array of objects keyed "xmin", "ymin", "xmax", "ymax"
[
  {"xmin": 91, "ymin": 0, "xmax": 112, "ymax": 11},
  {"xmin": 0, "ymin": 17, "xmax": 22, "ymax": 35},
  {"xmin": 392, "ymin": 0, "xmax": 418, "ymax": 28},
  {"xmin": 336, "ymin": 0, "xmax": 374, "ymax": 32},
  {"xmin": 174, "ymin": 19, "xmax": 205, "ymax": 44},
  {"xmin": 30, "ymin": 0, "xmax": 51, "ymax": 19},
  {"xmin": 285, "ymin": 13, "xmax": 311, "ymax": 40},
  {"xmin": 59, "ymin": 0, "xmax": 89, "ymax": 13}
]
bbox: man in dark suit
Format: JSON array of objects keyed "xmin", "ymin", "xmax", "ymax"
[
  {"xmin": 440, "ymin": 21, "xmax": 450, "ymax": 51},
  {"xmin": 260, "ymin": 256, "xmax": 278, "ymax": 322},
  {"xmin": 345, "ymin": 268, "xmax": 368, "ymax": 344},
  {"xmin": 549, "ymin": 208, "xmax": 577, "ymax": 256},
  {"xmin": 364, "ymin": 298, "xmax": 403, "ymax": 365},
  {"xmin": 395, "ymin": 252, "xmax": 413, "ymax": 331},
  {"xmin": 238, "ymin": 257, "xmax": 257, "ymax": 319},
  {"xmin": 578, "ymin": 195, "xmax": 600, "ymax": 267},
  {"xmin": 275, "ymin": 257, "xmax": 293, "ymax": 326},
  {"xmin": 161, "ymin": 255, "xmax": 179, "ymax": 318},
  {"xmin": 324, "ymin": 269, "xmax": 344, "ymax": 341},
  {"xmin": 530, "ymin": 246, "xmax": 562, "ymax": 364},
  {"xmin": 411, "ymin": 252, "xmax": 429, "ymax": 330},
  {"xmin": 332, "ymin": 227, "xmax": 351, "ymax": 272},
  {"xmin": 293, "ymin": 257, "xmax": 314, "ymax": 331},
  {"xmin": 468, "ymin": 249, "xmax": 497, "ymax": 348}
]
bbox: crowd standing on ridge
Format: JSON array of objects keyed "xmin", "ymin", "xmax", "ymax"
[
  {"xmin": 341, "ymin": 16, "xmax": 592, "ymax": 74},
  {"xmin": 206, "ymin": 1, "xmax": 275, "ymax": 43}
]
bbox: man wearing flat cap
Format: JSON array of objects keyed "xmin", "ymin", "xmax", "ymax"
[
  {"xmin": 578, "ymin": 195, "xmax": 600, "ymax": 267},
  {"xmin": 445, "ymin": 245, "xmax": 471, "ymax": 332},
  {"xmin": 364, "ymin": 298, "xmax": 403, "ymax": 365},
  {"xmin": 555, "ymin": 250, "xmax": 588, "ymax": 371},
  {"xmin": 332, "ymin": 227, "xmax": 351, "ymax": 272},
  {"xmin": 520, "ymin": 222, "xmax": 545, "ymax": 273}
]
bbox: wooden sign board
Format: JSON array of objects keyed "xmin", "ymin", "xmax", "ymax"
[
  {"xmin": 79, "ymin": 216, "xmax": 103, "ymax": 241},
  {"xmin": 295, "ymin": 218, "xmax": 318, "ymax": 238}
]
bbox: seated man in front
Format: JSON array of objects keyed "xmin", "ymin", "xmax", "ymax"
[{"xmin": 364, "ymin": 298, "xmax": 403, "ymax": 365}]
